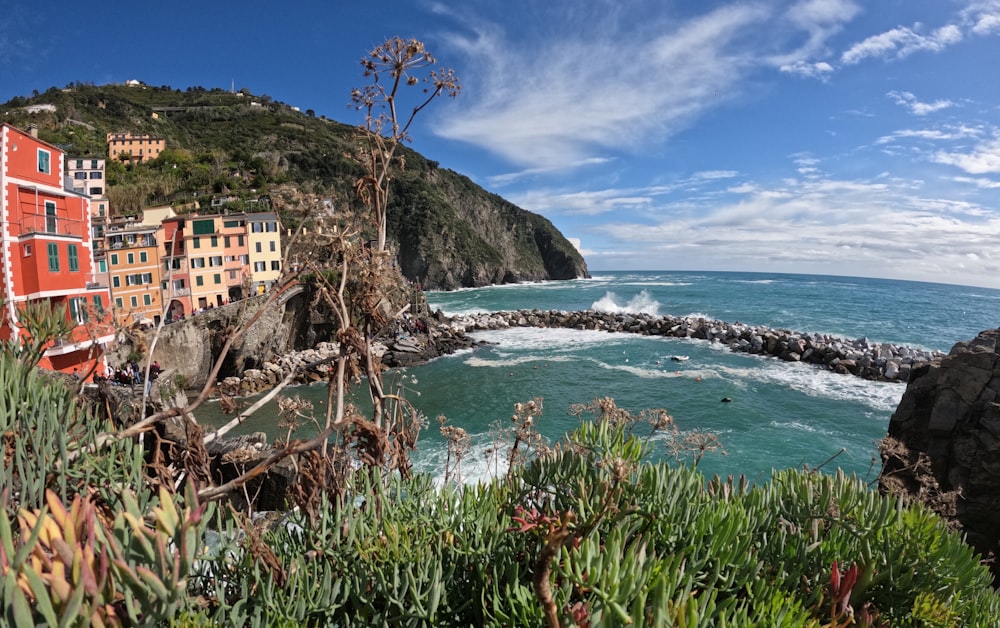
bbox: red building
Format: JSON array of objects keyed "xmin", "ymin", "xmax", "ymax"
[{"xmin": 0, "ymin": 124, "xmax": 114, "ymax": 378}]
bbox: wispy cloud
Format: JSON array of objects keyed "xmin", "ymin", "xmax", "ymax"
[
  {"xmin": 434, "ymin": 3, "xmax": 770, "ymax": 170},
  {"xmin": 934, "ymin": 135, "xmax": 1000, "ymax": 174},
  {"xmin": 876, "ymin": 124, "xmax": 983, "ymax": 144},
  {"xmin": 961, "ymin": 0, "xmax": 1000, "ymax": 35},
  {"xmin": 841, "ymin": 24, "xmax": 963, "ymax": 64},
  {"xmin": 886, "ymin": 90, "xmax": 955, "ymax": 116},
  {"xmin": 771, "ymin": 0, "xmax": 860, "ymax": 77},
  {"xmin": 586, "ymin": 172, "xmax": 1000, "ymax": 282}
]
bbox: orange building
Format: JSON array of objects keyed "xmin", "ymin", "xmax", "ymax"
[
  {"xmin": 106, "ymin": 220, "xmax": 163, "ymax": 326},
  {"xmin": 220, "ymin": 215, "xmax": 251, "ymax": 300},
  {"xmin": 106, "ymin": 132, "xmax": 165, "ymax": 163},
  {"xmin": 0, "ymin": 124, "xmax": 114, "ymax": 378}
]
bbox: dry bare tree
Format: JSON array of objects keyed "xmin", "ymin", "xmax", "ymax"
[{"xmin": 350, "ymin": 37, "xmax": 461, "ymax": 252}]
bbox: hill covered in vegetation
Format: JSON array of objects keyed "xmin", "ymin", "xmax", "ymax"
[{"xmin": 1, "ymin": 82, "xmax": 588, "ymax": 289}]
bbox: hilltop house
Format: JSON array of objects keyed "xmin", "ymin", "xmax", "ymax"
[
  {"xmin": 106, "ymin": 132, "xmax": 165, "ymax": 163},
  {"xmin": 0, "ymin": 123, "xmax": 114, "ymax": 378}
]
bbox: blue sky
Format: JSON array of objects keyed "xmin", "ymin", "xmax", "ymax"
[{"xmin": 3, "ymin": 1, "xmax": 1000, "ymax": 288}]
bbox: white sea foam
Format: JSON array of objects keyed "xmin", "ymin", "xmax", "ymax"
[
  {"xmin": 470, "ymin": 327, "xmax": 632, "ymax": 353},
  {"xmin": 715, "ymin": 359, "xmax": 904, "ymax": 412},
  {"xmin": 591, "ymin": 289, "xmax": 661, "ymax": 315}
]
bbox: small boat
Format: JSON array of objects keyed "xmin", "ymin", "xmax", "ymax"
[{"xmin": 670, "ymin": 355, "xmax": 689, "ymax": 362}]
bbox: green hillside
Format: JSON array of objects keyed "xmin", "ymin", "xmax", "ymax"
[{"xmin": 1, "ymin": 82, "xmax": 588, "ymax": 289}]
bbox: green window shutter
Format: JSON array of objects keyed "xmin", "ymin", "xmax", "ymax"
[
  {"xmin": 47, "ymin": 243, "xmax": 59, "ymax": 272},
  {"xmin": 68, "ymin": 245, "xmax": 79, "ymax": 272}
]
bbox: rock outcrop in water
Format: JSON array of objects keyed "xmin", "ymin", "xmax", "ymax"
[{"xmin": 879, "ymin": 328, "xmax": 1000, "ymax": 581}]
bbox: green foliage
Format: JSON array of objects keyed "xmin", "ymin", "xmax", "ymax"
[{"xmin": 172, "ymin": 413, "xmax": 998, "ymax": 626}]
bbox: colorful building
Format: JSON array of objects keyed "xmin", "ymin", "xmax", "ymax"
[
  {"xmin": 0, "ymin": 124, "xmax": 113, "ymax": 377},
  {"xmin": 105, "ymin": 220, "xmax": 163, "ymax": 326},
  {"xmin": 159, "ymin": 217, "xmax": 191, "ymax": 322},
  {"xmin": 245, "ymin": 213, "xmax": 283, "ymax": 294},
  {"xmin": 106, "ymin": 132, "xmax": 165, "ymax": 163}
]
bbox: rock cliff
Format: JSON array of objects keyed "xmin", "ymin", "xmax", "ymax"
[
  {"xmin": 387, "ymin": 158, "xmax": 589, "ymax": 290},
  {"xmin": 879, "ymin": 328, "xmax": 1000, "ymax": 581}
]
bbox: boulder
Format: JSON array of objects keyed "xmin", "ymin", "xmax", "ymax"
[{"xmin": 879, "ymin": 328, "xmax": 1000, "ymax": 582}]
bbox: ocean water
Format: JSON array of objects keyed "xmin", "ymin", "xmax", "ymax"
[{"xmin": 198, "ymin": 271, "xmax": 1000, "ymax": 485}]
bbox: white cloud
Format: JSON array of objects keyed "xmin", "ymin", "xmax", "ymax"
[
  {"xmin": 934, "ymin": 136, "xmax": 1000, "ymax": 174},
  {"xmin": 780, "ymin": 60, "xmax": 834, "ymax": 78},
  {"xmin": 876, "ymin": 125, "xmax": 982, "ymax": 144},
  {"xmin": 961, "ymin": 0, "xmax": 1000, "ymax": 35},
  {"xmin": 841, "ymin": 23, "xmax": 963, "ymax": 64},
  {"xmin": 886, "ymin": 90, "xmax": 954, "ymax": 116},
  {"xmin": 435, "ymin": 4, "xmax": 769, "ymax": 170},
  {"xmin": 953, "ymin": 176, "xmax": 1000, "ymax": 189},
  {"xmin": 587, "ymin": 172, "xmax": 1000, "ymax": 286}
]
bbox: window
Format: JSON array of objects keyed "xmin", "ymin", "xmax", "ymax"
[
  {"xmin": 269, "ymin": 241, "xmax": 276, "ymax": 252},
  {"xmin": 98, "ymin": 259, "xmax": 106, "ymax": 273},
  {"xmin": 130, "ymin": 296, "xmax": 138, "ymax": 307},
  {"xmin": 251, "ymin": 222, "xmax": 263, "ymax": 233},
  {"xmin": 190, "ymin": 257, "xmax": 205, "ymax": 269},
  {"xmin": 110, "ymin": 253, "xmax": 119, "ymax": 266},
  {"xmin": 143, "ymin": 294, "xmax": 152, "ymax": 306},
  {"xmin": 193, "ymin": 237, "xmax": 200, "ymax": 249},
  {"xmin": 254, "ymin": 261, "xmax": 266, "ymax": 272},
  {"xmin": 193, "ymin": 219, "xmax": 214, "ymax": 235},
  {"xmin": 195, "ymin": 276, "xmax": 204, "ymax": 287},
  {"xmin": 38, "ymin": 149, "xmax": 50, "ymax": 174},
  {"xmin": 92, "ymin": 295, "xmax": 103, "ymax": 313},
  {"xmin": 127, "ymin": 252, "xmax": 134, "ymax": 264},
  {"xmin": 45, "ymin": 201, "xmax": 57, "ymax": 233},
  {"xmin": 47, "ymin": 243, "xmax": 59, "ymax": 272},
  {"xmin": 142, "ymin": 272, "xmax": 152, "ymax": 284},
  {"xmin": 140, "ymin": 251, "xmax": 148, "ymax": 263},
  {"xmin": 255, "ymin": 242, "xmax": 262, "ymax": 253},
  {"xmin": 24, "ymin": 244, "xmax": 31, "ymax": 257},
  {"xmin": 213, "ymin": 274, "xmax": 221, "ymax": 284},
  {"xmin": 229, "ymin": 270, "xmax": 237, "ymax": 280},
  {"xmin": 115, "ymin": 298, "xmax": 124, "ymax": 309},
  {"xmin": 224, "ymin": 236, "xmax": 231, "ymax": 248},
  {"xmin": 75, "ymin": 160, "xmax": 83, "ymax": 168},
  {"xmin": 69, "ymin": 298, "xmax": 85, "ymax": 323},
  {"xmin": 68, "ymin": 245, "xmax": 79, "ymax": 272},
  {"xmin": 74, "ymin": 172, "xmax": 88, "ymax": 180},
  {"xmin": 271, "ymin": 260, "xmax": 281, "ymax": 271},
  {"xmin": 266, "ymin": 222, "xmax": 277, "ymax": 232},
  {"xmin": 113, "ymin": 276, "xmax": 120, "ymax": 288},
  {"xmin": 210, "ymin": 236, "xmax": 218, "ymax": 247},
  {"xmin": 89, "ymin": 171, "xmax": 102, "ymax": 179},
  {"xmin": 237, "ymin": 235, "xmax": 244, "ymax": 246},
  {"xmin": 90, "ymin": 159, "xmax": 98, "ymax": 169},
  {"xmin": 209, "ymin": 256, "xmax": 223, "ymax": 267},
  {"xmin": 172, "ymin": 279, "xmax": 186, "ymax": 290},
  {"xmin": 89, "ymin": 187, "xmax": 103, "ymax": 196}
]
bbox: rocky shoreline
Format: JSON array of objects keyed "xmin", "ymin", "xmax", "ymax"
[{"xmin": 218, "ymin": 308, "xmax": 944, "ymax": 396}]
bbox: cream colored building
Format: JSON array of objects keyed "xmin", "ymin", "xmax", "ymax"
[{"xmin": 244, "ymin": 213, "xmax": 282, "ymax": 294}]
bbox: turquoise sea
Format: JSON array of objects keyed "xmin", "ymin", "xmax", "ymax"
[{"xmin": 199, "ymin": 271, "xmax": 1000, "ymax": 485}]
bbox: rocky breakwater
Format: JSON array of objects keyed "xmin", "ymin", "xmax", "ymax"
[
  {"xmin": 217, "ymin": 317, "xmax": 477, "ymax": 397},
  {"xmin": 879, "ymin": 328, "xmax": 1000, "ymax": 581},
  {"xmin": 446, "ymin": 309, "xmax": 944, "ymax": 383}
]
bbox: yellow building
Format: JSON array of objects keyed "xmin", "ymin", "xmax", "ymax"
[
  {"xmin": 106, "ymin": 221, "xmax": 163, "ymax": 326},
  {"xmin": 106, "ymin": 132, "xmax": 165, "ymax": 163},
  {"xmin": 245, "ymin": 213, "xmax": 282, "ymax": 295},
  {"xmin": 184, "ymin": 215, "xmax": 230, "ymax": 311}
]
